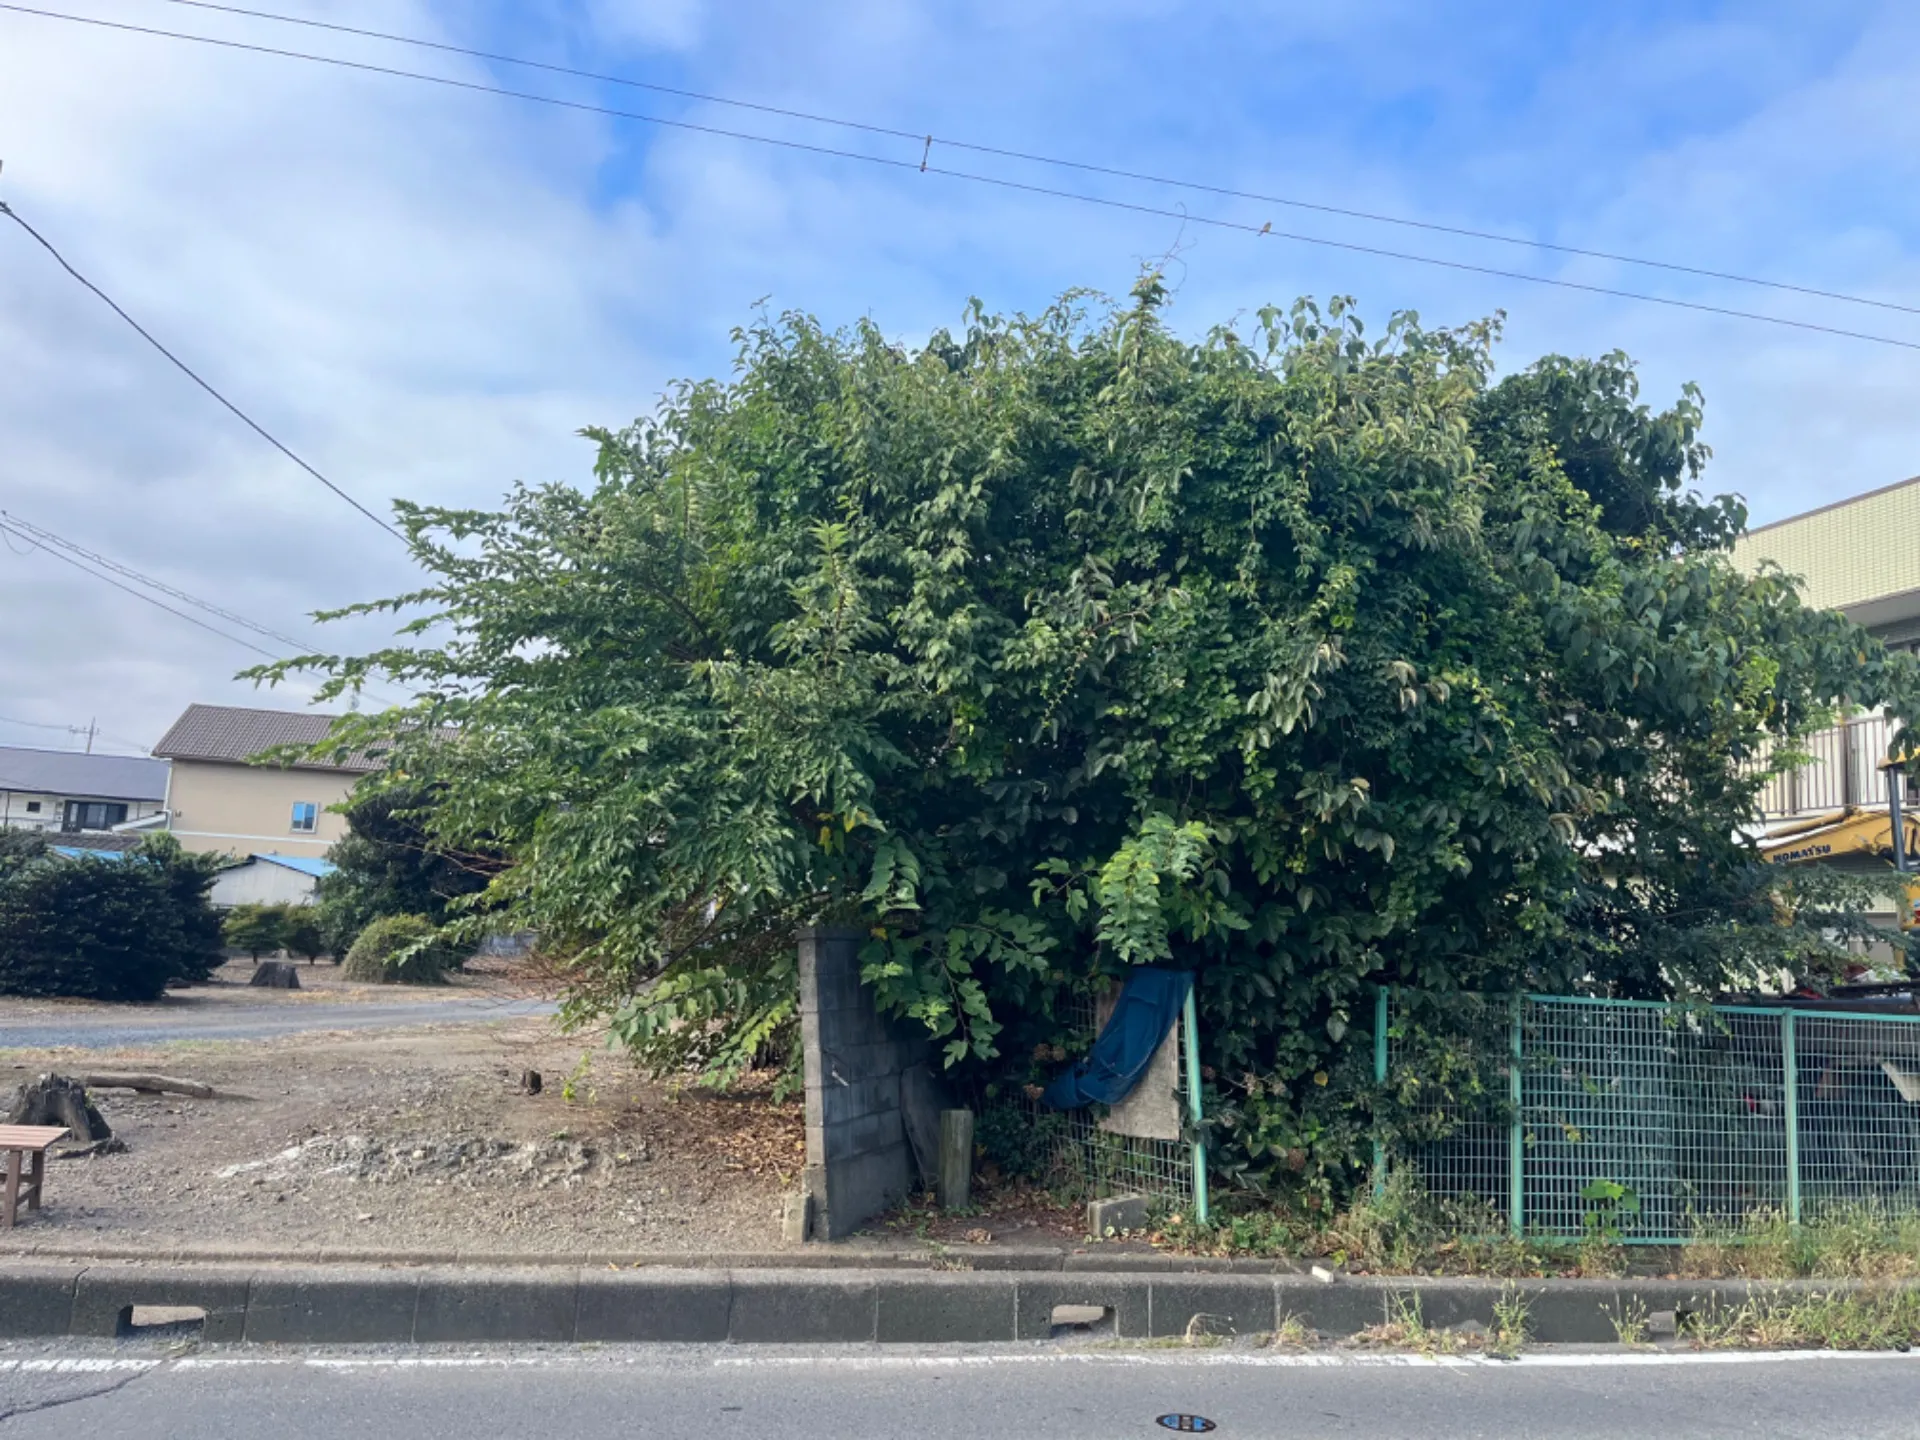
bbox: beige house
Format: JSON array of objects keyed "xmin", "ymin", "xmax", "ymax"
[
  {"xmin": 1732, "ymin": 476, "xmax": 1920, "ymax": 939},
  {"xmin": 151, "ymin": 704, "xmax": 378, "ymax": 859},
  {"xmin": 1733, "ymin": 475, "xmax": 1920, "ymax": 826},
  {"xmin": 1733, "ymin": 475, "xmax": 1920, "ymax": 643}
]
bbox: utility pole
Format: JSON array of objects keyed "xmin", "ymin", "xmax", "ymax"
[{"xmin": 85, "ymin": 717, "xmax": 96, "ymax": 754}]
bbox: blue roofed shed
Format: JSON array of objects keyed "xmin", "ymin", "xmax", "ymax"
[{"xmin": 208, "ymin": 852, "xmax": 338, "ymax": 908}]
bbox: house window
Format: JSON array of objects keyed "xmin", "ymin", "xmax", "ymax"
[
  {"xmin": 24, "ymin": 801, "xmax": 40, "ymax": 814},
  {"xmin": 290, "ymin": 801, "xmax": 319, "ymax": 834},
  {"xmin": 62, "ymin": 801, "xmax": 128, "ymax": 832}
]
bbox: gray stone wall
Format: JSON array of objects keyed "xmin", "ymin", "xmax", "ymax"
[{"xmin": 798, "ymin": 925, "xmax": 937, "ymax": 1240}]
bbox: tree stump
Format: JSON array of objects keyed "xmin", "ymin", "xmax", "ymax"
[
  {"xmin": 5, "ymin": 1073, "xmax": 111, "ymax": 1145},
  {"xmin": 249, "ymin": 961, "xmax": 302, "ymax": 990}
]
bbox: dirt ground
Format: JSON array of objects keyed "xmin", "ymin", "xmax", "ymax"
[
  {"xmin": 2, "ymin": 960, "xmax": 1090, "ymax": 1256},
  {"xmin": 1, "ymin": 962, "xmax": 808, "ymax": 1254},
  {"xmin": 0, "ymin": 952, "xmax": 544, "ymax": 1018}
]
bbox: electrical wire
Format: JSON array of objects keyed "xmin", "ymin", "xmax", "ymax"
[
  {"xmin": 0, "ymin": 513, "xmax": 412, "ymax": 707},
  {"xmin": 0, "ymin": 713, "xmax": 147, "ymax": 753},
  {"xmin": 0, "ymin": 516, "xmax": 283, "ymax": 658},
  {"xmin": 0, "ymin": 195, "xmax": 406, "ymax": 544},
  {"xmin": 0, "ymin": 713, "xmax": 87, "ymax": 732},
  {"xmin": 5, "ymin": 3, "xmax": 1919, "ymax": 352},
  {"xmin": 0, "ymin": 508, "xmax": 307, "ymax": 649},
  {"xmin": 146, "ymin": 0, "xmax": 1920, "ymax": 320}
]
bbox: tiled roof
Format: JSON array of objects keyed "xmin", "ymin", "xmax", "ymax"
[
  {"xmin": 51, "ymin": 832, "xmax": 145, "ymax": 855},
  {"xmin": 0, "ymin": 745, "xmax": 169, "ymax": 802},
  {"xmin": 151, "ymin": 704, "xmax": 383, "ymax": 773}
]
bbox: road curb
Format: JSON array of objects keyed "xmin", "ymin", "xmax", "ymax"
[
  {"xmin": 2, "ymin": 1262, "xmax": 1907, "ymax": 1346},
  {"xmin": 0, "ymin": 1242, "xmax": 1176, "ymax": 1271}
]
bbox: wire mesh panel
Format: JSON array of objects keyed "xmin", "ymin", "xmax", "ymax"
[
  {"xmin": 1520, "ymin": 999, "xmax": 1787, "ymax": 1241},
  {"xmin": 1024, "ymin": 992, "xmax": 1198, "ymax": 1212},
  {"xmin": 1382, "ymin": 991, "xmax": 1512, "ymax": 1231},
  {"xmin": 1794, "ymin": 1012, "xmax": 1920, "ymax": 1211},
  {"xmin": 1385, "ymin": 990, "xmax": 1920, "ymax": 1243}
]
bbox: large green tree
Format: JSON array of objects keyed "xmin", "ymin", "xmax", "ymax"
[
  {"xmin": 313, "ymin": 785, "xmax": 496, "ymax": 957},
  {"xmin": 267, "ymin": 281, "xmax": 1920, "ymax": 1194}
]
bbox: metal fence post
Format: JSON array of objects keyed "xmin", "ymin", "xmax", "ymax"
[
  {"xmin": 1509, "ymin": 995, "xmax": 1524, "ymax": 1239},
  {"xmin": 1182, "ymin": 985, "xmax": 1209, "ymax": 1225},
  {"xmin": 1373, "ymin": 987, "xmax": 1389, "ymax": 1198},
  {"xmin": 1782, "ymin": 1008, "xmax": 1801, "ymax": 1226}
]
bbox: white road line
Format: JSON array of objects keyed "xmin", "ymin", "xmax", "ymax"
[
  {"xmin": 712, "ymin": 1349, "xmax": 1920, "ymax": 1370},
  {"xmin": 10, "ymin": 1348, "xmax": 1918, "ymax": 1375},
  {"xmin": 300, "ymin": 1357, "xmax": 595, "ymax": 1370}
]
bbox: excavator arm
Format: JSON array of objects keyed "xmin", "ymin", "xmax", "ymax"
[{"xmin": 1761, "ymin": 807, "xmax": 1920, "ymax": 930}]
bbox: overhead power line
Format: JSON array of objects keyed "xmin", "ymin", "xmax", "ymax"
[
  {"xmin": 0, "ymin": 195, "xmax": 406, "ymax": 543},
  {"xmin": 5, "ymin": 4, "xmax": 1919, "ymax": 353},
  {"xmin": 0, "ymin": 515, "xmax": 282, "ymax": 658},
  {"xmin": 0, "ymin": 713, "xmax": 83, "ymax": 732},
  {"xmin": 148, "ymin": 0, "xmax": 1920, "ymax": 321},
  {"xmin": 0, "ymin": 714, "xmax": 149, "ymax": 755},
  {"xmin": 0, "ymin": 508, "xmax": 307, "ymax": 649},
  {"xmin": 0, "ymin": 512, "xmax": 410, "ymax": 706}
]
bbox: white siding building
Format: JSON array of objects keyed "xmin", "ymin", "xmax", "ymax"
[
  {"xmin": 207, "ymin": 853, "xmax": 337, "ymax": 907},
  {"xmin": 0, "ymin": 746, "xmax": 169, "ymax": 836}
]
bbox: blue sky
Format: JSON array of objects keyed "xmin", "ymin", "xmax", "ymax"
[{"xmin": 2, "ymin": 0, "xmax": 1918, "ymax": 749}]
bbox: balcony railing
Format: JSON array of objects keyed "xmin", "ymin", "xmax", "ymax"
[{"xmin": 1753, "ymin": 712, "xmax": 1897, "ymax": 821}]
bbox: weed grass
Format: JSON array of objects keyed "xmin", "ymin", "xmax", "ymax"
[
  {"xmin": 1346, "ymin": 1288, "xmax": 1529, "ymax": 1358},
  {"xmin": 1160, "ymin": 1174, "xmax": 1920, "ymax": 1283},
  {"xmin": 1678, "ymin": 1205, "xmax": 1920, "ymax": 1281},
  {"xmin": 1689, "ymin": 1286, "xmax": 1920, "ymax": 1351}
]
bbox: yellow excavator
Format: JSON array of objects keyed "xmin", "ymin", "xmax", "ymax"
[{"xmin": 1759, "ymin": 762, "xmax": 1920, "ymax": 931}]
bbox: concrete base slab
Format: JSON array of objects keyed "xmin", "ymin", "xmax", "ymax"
[{"xmin": 1087, "ymin": 1195, "xmax": 1151, "ymax": 1236}]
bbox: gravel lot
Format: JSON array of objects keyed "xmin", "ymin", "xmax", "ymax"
[{"xmin": 1, "ymin": 963, "xmax": 801, "ymax": 1254}]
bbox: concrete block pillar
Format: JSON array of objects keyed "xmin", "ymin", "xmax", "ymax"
[{"xmin": 798, "ymin": 925, "xmax": 931, "ymax": 1240}]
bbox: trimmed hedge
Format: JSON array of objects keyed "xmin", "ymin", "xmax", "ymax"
[
  {"xmin": 0, "ymin": 834, "xmax": 224, "ymax": 1001},
  {"xmin": 341, "ymin": 913, "xmax": 452, "ymax": 984}
]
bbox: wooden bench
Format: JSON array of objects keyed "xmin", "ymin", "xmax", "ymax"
[{"xmin": 0, "ymin": 1125, "xmax": 69, "ymax": 1228}]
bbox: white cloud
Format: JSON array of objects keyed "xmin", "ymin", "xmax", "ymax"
[
  {"xmin": 582, "ymin": 0, "xmax": 705, "ymax": 54},
  {"xmin": 1, "ymin": 0, "xmax": 1916, "ymax": 753}
]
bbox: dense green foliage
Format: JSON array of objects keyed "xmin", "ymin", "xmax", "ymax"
[
  {"xmin": 270, "ymin": 281, "xmax": 1920, "ymax": 1196},
  {"xmin": 281, "ymin": 907, "xmax": 327, "ymax": 962},
  {"xmin": 222, "ymin": 903, "xmax": 286, "ymax": 961},
  {"xmin": 341, "ymin": 913, "xmax": 449, "ymax": 984},
  {"xmin": 314, "ymin": 786, "xmax": 495, "ymax": 957},
  {"xmin": 0, "ymin": 833, "xmax": 224, "ymax": 1000}
]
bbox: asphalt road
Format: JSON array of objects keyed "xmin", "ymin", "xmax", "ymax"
[
  {"xmin": 0, "ymin": 997, "xmax": 556, "ymax": 1050},
  {"xmin": 4, "ymin": 1344, "xmax": 1919, "ymax": 1438}
]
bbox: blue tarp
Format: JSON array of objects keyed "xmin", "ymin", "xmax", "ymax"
[{"xmin": 1040, "ymin": 967, "xmax": 1192, "ymax": 1111}]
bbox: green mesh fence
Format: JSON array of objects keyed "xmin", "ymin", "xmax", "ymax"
[{"xmin": 1383, "ymin": 990, "xmax": 1920, "ymax": 1242}]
